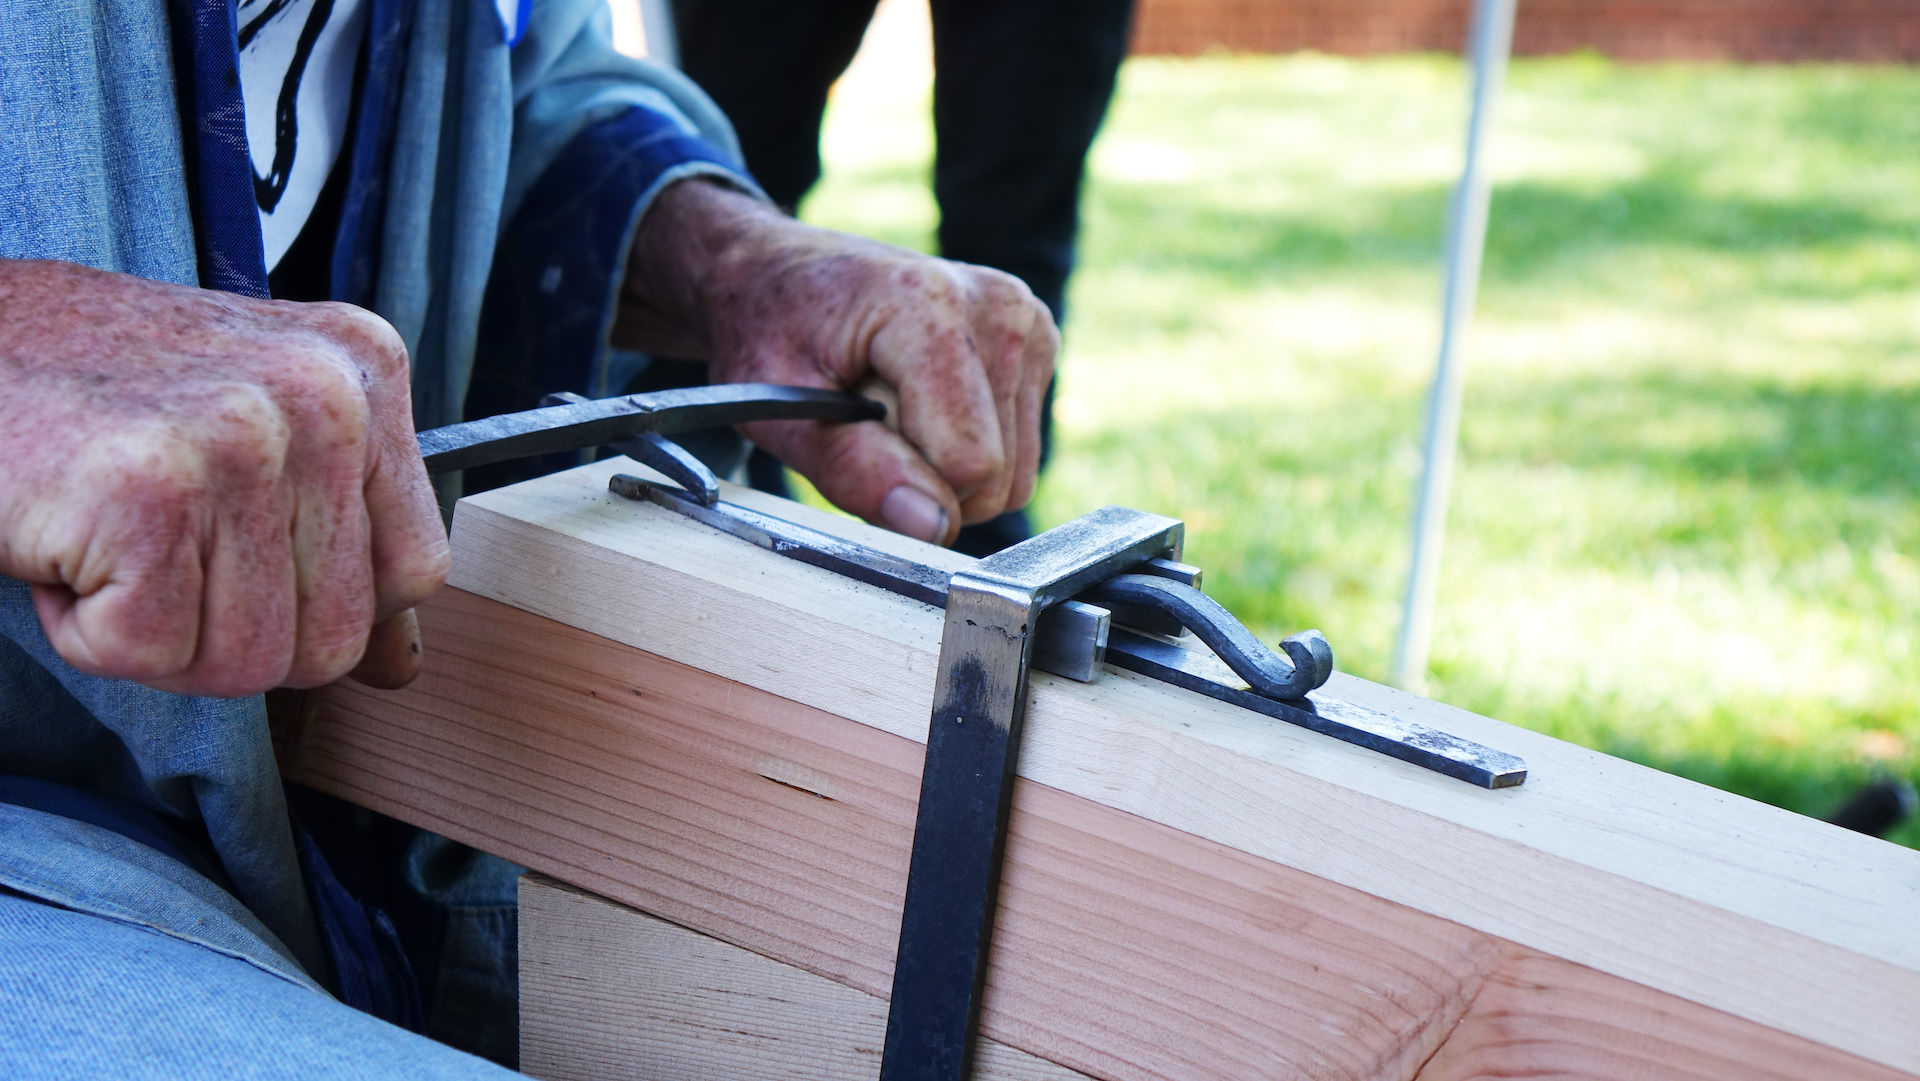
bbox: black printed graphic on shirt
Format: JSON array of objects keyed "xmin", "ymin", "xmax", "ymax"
[{"xmin": 237, "ymin": 0, "xmax": 368, "ymax": 268}]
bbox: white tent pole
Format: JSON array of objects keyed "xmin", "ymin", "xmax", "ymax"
[{"xmin": 1389, "ymin": 0, "xmax": 1518, "ymax": 692}]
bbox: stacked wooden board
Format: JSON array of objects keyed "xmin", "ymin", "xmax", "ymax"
[{"xmin": 278, "ymin": 459, "xmax": 1920, "ymax": 1080}]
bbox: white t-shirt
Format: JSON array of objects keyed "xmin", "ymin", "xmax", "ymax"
[{"xmin": 237, "ymin": 0, "xmax": 370, "ymax": 270}]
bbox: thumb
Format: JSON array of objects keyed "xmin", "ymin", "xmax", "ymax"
[{"xmin": 742, "ymin": 416, "xmax": 961, "ymax": 547}]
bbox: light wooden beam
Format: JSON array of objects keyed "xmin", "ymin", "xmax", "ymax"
[
  {"xmin": 520, "ymin": 874, "xmax": 1090, "ymax": 1081},
  {"xmin": 281, "ymin": 459, "xmax": 1920, "ymax": 1079}
]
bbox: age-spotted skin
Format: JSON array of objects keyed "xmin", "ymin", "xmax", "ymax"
[
  {"xmin": 617, "ymin": 180, "xmax": 1056, "ymax": 546},
  {"xmin": 0, "ymin": 259, "xmax": 448, "ymax": 697}
]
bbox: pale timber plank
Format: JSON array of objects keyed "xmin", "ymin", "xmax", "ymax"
[
  {"xmin": 293, "ymin": 598, "xmax": 1913, "ymax": 1081},
  {"xmin": 282, "ymin": 459, "xmax": 1920, "ymax": 1075},
  {"xmin": 465, "ymin": 460, "xmax": 1920, "ymax": 1068},
  {"xmin": 519, "ymin": 867, "xmax": 1904, "ymax": 1081},
  {"xmin": 519, "ymin": 874, "xmax": 1089, "ymax": 1081}
]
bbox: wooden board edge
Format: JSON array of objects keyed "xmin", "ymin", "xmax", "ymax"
[{"xmin": 519, "ymin": 874, "xmax": 1093, "ymax": 1081}]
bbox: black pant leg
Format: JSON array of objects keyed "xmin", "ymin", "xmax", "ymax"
[
  {"xmin": 671, "ymin": 0, "xmax": 882, "ymax": 209},
  {"xmin": 929, "ymin": 0, "xmax": 1134, "ymax": 554},
  {"xmin": 927, "ymin": 0, "xmax": 1136, "ymax": 324}
]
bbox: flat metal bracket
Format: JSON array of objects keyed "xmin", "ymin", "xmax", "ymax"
[
  {"xmin": 613, "ymin": 477, "xmax": 1116, "ymax": 684},
  {"xmin": 878, "ymin": 507, "xmax": 1184, "ymax": 1081}
]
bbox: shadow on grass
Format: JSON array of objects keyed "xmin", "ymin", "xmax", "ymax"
[
  {"xmin": 1465, "ymin": 370, "xmax": 1920, "ymax": 501},
  {"xmin": 1485, "ymin": 171, "xmax": 1916, "ymax": 290},
  {"xmin": 1050, "ymin": 392, "xmax": 1422, "ymax": 650},
  {"xmin": 1771, "ymin": 70, "xmax": 1920, "ymax": 154},
  {"xmin": 1077, "ymin": 166, "xmax": 1917, "ymax": 297}
]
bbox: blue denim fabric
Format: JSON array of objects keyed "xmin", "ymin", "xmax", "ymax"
[
  {"xmin": 0, "ymin": 891, "xmax": 517, "ymax": 1080},
  {"xmin": 167, "ymin": 0, "xmax": 270, "ymax": 296},
  {"xmin": 1, "ymin": 0, "xmax": 758, "ymax": 1069},
  {"xmin": 0, "ymin": 805, "xmax": 318, "ymax": 990},
  {"xmin": 0, "ymin": 1, "xmax": 198, "ymax": 285},
  {"xmin": 285, "ymin": 787, "xmax": 529, "ymax": 1064},
  {"xmin": 464, "ymin": 110, "xmax": 754, "ymax": 487},
  {"xmin": 291, "ymin": 814, "xmax": 428, "ymax": 1034},
  {"xmin": 333, "ymin": 0, "xmax": 417, "ymax": 305},
  {"xmin": 375, "ymin": 0, "xmax": 761, "ymax": 438},
  {"xmin": 0, "ymin": 776, "xmax": 232, "ymax": 893},
  {"xmin": 0, "ymin": 579, "xmax": 329, "ymax": 979}
]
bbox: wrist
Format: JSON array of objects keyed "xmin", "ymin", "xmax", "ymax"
[{"xmin": 617, "ymin": 177, "xmax": 786, "ymax": 357}]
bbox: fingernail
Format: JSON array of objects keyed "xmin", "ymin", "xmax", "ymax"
[{"xmin": 880, "ymin": 486, "xmax": 949, "ymax": 543}]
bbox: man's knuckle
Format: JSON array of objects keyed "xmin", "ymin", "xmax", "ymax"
[
  {"xmin": 196, "ymin": 383, "xmax": 293, "ymax": 478},
  {"xmin": 185, "ymin": 631, "xmax": 294, "ymax": 698},
  {"xmin": 106, "ymin": 618, "xmax": 197, "ymax": 681},
  {"xmin": 1040, "ymin": 316, "xmax": 1062, "ymax": 356},
  {"xmin": 901, "ymin": 261, "xmax": 961, "ymax": 306},
  {"xmin": 967, "ymin": 265, "xmax": 1028, "ymax": 306},
  {"xmin": 312, "ymin": 302, "xmax": 409, "ymax": 383},
  {"xmin": 945, "ymin": 442, "xmax": 1006, "ymax": 497},
  {"xmin": 97, "ymin": 424, "xmax": 207, "ymax": 494},
  {"xmin": 306, "ymin": 350, "xmax": 375, "ymax": 430}
]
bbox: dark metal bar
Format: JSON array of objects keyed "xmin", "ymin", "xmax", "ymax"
[
  {"xmin": 1105, "ymin": 629, "xmax": 1526, "ymax": 788},
  {"xmin": 1097, "ymin": 557, "xmax": 1202, "ymax": 637},
  {"xmin": 879, "ymin": 508, "xmax": 1183, "ymax": 1081},
  {"xmin": 542, "ymin": 391, "xmax": 722, "ymax": 505},
  {"xmin": 418, "ymin": 384, "xmax": 882, "ymax": 474},
  {"xmin": 612, "ymin": 476, "xmax": 951, "ymax": 604},
  {"xmin": 1084, "ymin": 574, "xmax": 1331, "ymax": 700},
  {"xmin": 611, "ymin": 477, "xmax": 1112, "ymax": 684}
]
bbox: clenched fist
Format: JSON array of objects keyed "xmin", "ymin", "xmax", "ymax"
[
  {"xmin": 0, "ymin": 260, "xmax": 449, "ymax": 698},
  {"xmin": 616, "ymin": 180, "xmax": 1057, "ymax": 546}
]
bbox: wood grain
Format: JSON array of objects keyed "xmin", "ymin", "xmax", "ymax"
[
  {"xmin": 424, "ymin": 459, "xmax": 1919, "ymax": 1068},
  {"xmin": 291, "ymin": 586, "xmax": 1915, "ymax": 1081},
  {"xmin": 519, "ymin": 874, "xmax": 1091, "ymax": 1081}
]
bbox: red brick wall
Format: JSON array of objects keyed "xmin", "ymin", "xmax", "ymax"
[{"xmin": 1130, "ymin": 0, "xmax": 1920, "ymax": 62}]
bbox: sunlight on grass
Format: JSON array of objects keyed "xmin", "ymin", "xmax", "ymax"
[{"xmin": 803, "ymin": 53, "xmax": 1920, "ymax": 846}]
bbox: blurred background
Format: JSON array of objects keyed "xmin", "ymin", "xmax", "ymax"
[{"xmin": 628, "ymin": 0, "xmax": 1920, "ymax": 846}]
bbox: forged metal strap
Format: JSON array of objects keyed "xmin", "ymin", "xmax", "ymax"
[
  {"xmin": 1082, "ymin": 573, "xmax": 1331, "ymax": 699},
  {"xmin": 878, "ymin": 508, "xmax": 1184, "ymax": 1081},
  {"xmin": 417, "ymin": 384, "xmax": 882, "ymax": 474},
  {"xmin": 544, "ymin": 392, "xmax": 723, "ymax": 505},
  {"xmin": 612, "ymin": 476, "xmax": 1114, "ymax": 683},
  {"xmin": 610, "ymin": 476, "xmax": 1527, "ymax": 789},
  {"xmin": 1106, "ymin": 629, "xmax": 1526, "ymax": 787}
]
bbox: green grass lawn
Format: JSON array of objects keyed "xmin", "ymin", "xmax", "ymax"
[{"xmin": 800, "ymin": 53, "xmax": 1920, "ymax": 846}]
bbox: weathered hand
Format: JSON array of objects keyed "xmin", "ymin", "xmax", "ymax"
[
  {"xmin": 0, "ymin": 260, "xmax": 449, "ymax": 697},
  {"xmin": 616, "ymin": 181, "xmax": 1057, "ymax": 545}
]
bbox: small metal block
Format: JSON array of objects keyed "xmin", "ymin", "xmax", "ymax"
[{"xmin": 1030, "ymin": 601, "xmax": 1110, "ymax": 683}]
